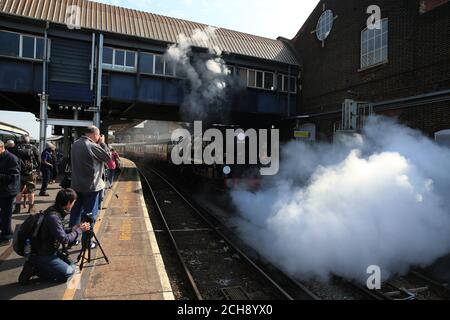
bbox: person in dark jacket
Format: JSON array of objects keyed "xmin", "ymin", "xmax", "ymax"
[
  {"xmin": 50, "ymin": 146, "xmax": 58, "ymax": 184},
  {"xmin": 18, "ymin": 189, "xmax": 91, "ymax": 285},
  {"xmin": 0, "ymin": 140, "xmax": 20, "ymax": 245},
  {"xmin": 39, "ymin": 143, "xmax": 54, "ymax": 197}
]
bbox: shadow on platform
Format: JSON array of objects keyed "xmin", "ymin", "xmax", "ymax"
[{"xmin": 0, "ymin": 257, "xmax": 24, "ymax": 273}]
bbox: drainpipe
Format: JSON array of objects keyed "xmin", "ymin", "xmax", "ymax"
[
  {"xmin": 90, "ymin": 32, "xmax": 95, "ymax": 91},
  {"xmin": 39, "ymin": 22, "xmax": 49, "ymax": 153},
  {"xmin": 94, "ymin": 34, "xmax": 104, "ymax": 128}
]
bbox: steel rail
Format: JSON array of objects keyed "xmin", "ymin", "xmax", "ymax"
[
  {"xmin": 148, "ymin": 167, "xmax": 321, "ymax": 301},
  {"xmin": 137, "ymin": 167, "xmax": 204, "ymax": 300}
]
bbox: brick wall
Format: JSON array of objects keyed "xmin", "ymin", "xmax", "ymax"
[{"xmin": 290, "ymin": 0, "xmax": 450, "ymax": 139}]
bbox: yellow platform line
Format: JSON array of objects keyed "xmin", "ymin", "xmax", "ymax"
[{"xmin": 62, "ymin": 176, "xmax": 119, "ymax": 301}]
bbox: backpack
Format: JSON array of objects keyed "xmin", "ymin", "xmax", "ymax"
[
  {"xmin": 13, "ymin": 211, "xmax": 46, "ymax": 257},
  {"xmin": 17, "ymin": 144, "xmax": 35, "ymax": 175}
]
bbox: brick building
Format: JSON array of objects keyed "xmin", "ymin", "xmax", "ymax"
[{"xmin": 289, "ymin": 0, "xmax": 450, "ymax": 141}]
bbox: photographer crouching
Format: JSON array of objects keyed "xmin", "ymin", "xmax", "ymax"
[{"xmin": 19, "ymin": 189, "xmax": 91, "ymax": 285}]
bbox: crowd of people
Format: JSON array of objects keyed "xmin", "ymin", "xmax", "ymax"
[{"xmin": 0, "ymin": 126, "xmax": 121, "ymax": 284}]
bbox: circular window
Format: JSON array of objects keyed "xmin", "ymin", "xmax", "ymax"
[{"xmin": 316, "ymin": 9, "xmax": 334, "ymax": 41}]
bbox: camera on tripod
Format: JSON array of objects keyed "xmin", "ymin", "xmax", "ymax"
[
  {"xmin": 77, "ymin": 212, "xmax": 109, "ymax": 270},
  {"xmin": 82, "ymin": 213, "xmax": 94, "ymax": 224}
]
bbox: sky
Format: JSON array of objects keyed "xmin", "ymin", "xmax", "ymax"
[
  {"xmin": 0, "ymin": 0, "xmax": 319, "ymax": 138},
  {"xmin": 97, "ymin": 0, "xmax": 319, "ymax": 39}
]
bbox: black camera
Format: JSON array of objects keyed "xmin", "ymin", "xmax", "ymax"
[{"xmin": 83, "ymin": 213, "xmax": 94, "ymax": 224}]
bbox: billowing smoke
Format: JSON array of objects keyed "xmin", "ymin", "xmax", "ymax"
[
  {"xmin": 165, "ymin": 27, "xmax": 235, "ymax": 121},
  {"xmin": 231, "ymin": 116, "xmax": 450, "ymax": 283}
]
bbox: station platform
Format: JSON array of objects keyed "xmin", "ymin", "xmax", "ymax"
[{"xmin": 0, "ymin": 159, "xmax": 174, "ymax": 300}]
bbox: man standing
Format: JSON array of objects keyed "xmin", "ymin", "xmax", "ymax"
[
  {"xmin": 69, "ymin": 126, "xmax": 111, "ymax": 249},
  {"xmin": 14, "ymin": 135, "xmax": 40, "ymax": 214},
  {"xmin": 0, "ymin": 140, "xmax": 20, "ymax": 245},
  {"xmin": 50, "ymin": 146, "xmax": 59, "ymax": 184},
  {"xmin": 39, "ymin": 143, "xmax": 54, "ymax": 197}
]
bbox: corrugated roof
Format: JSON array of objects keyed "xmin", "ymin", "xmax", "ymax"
[{"xmin": 0, "ymin": 0, "xmax": 299, "ymax": 65}]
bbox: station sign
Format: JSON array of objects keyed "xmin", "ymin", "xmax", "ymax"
[{"xmin": 294, "ymin": 131, "xmax": 311, "ymax": 139}]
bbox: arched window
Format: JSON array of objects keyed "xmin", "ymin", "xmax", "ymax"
[
  {"xmin": 316, "ymin": 10, "xmax": 334, "ymax": 41},
  {"xmin": 361, "ymin": 18, "xmax": 388, "ymax": 69}
]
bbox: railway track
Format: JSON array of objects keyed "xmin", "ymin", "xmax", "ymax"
[
  {"xmin": 347, "ymin": 270, "xmax": 450, "ymax": 300},
  {"xmin": 136, "ymin": 163, "xmax": 450, "ymax": 301},
  {"xmin": 378, "ymin": 271, "xmax": 450, "ymax": 300},
  {"xmin": 138, "ymin": 166, "xmax": 320, "ymax": 300}
]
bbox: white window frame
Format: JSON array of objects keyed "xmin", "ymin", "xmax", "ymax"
[
  {"xmin": 247, "ymin": 69, "xmax": 256, "ymax": 87},
  {"xmin": 279, "ymin": 75, "xmax": 297, "ymax": 94},
  {"xmin": 360, "ymin": 18, "xmax": 388, "ymax": 70},
  {"xmin": 103, "ymin": 47, "xmax": 137, "ymax": 72},
  {"xmin": 282, "ymin": 75, "xmax": 289, "ymax": 93},
  {"xmin": 139, "ymin": 51, "xmax": 177, "ymax": 77},
  {"xmin": 237, "ymin": 67, "xmax": 283, "ymax": 92},
  {"xmin": 288, "ymin": 76, "xmax": 297, "ymax": 94},
  {"xmin": 226, "ymin": 65, "xmax": 235, "ymax": 76},
  {"xmin": 239, "ymin": 67, "xmax": 248, "ymax": 85},
  {"xmin": 154, "ymin": 54, "xmax": 165, "ymax": 75},
  {"xmin": 0, "ymin": 30, "xmax": 49, "ymax": 61},
  {"xmin": 164, "ymin": 58, "xmax": 177, "ymax": 77},
  {"xmin": 124, "ymin": 51, "xmax": 137, "ymax": 72},
  {"xmin": 139, "ymin": 52, "xmax": 155, "ymax": 75},
  {"xmin": 263, "ymin": 71, "xmax": 275, "ymax": 91},
  {"xmin": 256, "ymin": 70, "xmax": 264, "ymax": 88},
  {"xmin": 102, "ymin": 47, "xmax": 114, "ymax": 69}
]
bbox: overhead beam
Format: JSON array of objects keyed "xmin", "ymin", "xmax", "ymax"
[{"xmin": 47, "ymin": 118, "xmax": 93, "ymax": 127}]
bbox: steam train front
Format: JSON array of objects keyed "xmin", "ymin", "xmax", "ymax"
[{"xmin": 113, "ymin": 138, "xmax": 262, "ymax": 190}]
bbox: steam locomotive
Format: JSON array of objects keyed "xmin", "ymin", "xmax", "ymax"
[{"xmin": 112, "ymin": 137, "xmax": 262, "ymax": 190}]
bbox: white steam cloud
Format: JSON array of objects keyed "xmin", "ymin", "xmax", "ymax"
[
  {"xmin": 165, "ymin": 26, "xmax": 234, "ymax": 121},
  {"xmin": 231, "ymin": 116, "xmax": 450, "ymax": 283}
]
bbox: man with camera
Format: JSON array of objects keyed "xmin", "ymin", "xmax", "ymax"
[
  {"xmin": 18, "ymin": 189, "xmax": 91, "ymax": 285},
  {"xmin": 69, "ymin": 126, "xmax": 111, "ymax": 249}
]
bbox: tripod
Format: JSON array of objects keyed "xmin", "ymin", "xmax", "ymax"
[{"xmin": 77, "ymin": 227, "xmax": 110, "ymax": 271}]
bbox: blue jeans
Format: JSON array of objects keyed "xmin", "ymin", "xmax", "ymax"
[
  {"xmin": 0, "ymin": 196, "xmax": 15, "ymax": 239},
  {"xmin": 29, "ymin": 253, "xmax": 76, "ymax": 283},
  {"xmin": 69, "ymin": 191, "xmax": 101, "ymax": 244},
  {"xmin": 40, "ymin": 167, "xmax": 52, "ymax": 194}
]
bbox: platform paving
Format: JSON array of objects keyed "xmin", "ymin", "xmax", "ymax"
[{"xmin": 0, "ymin": 159, "xmax": 173, "ymax": 300}]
